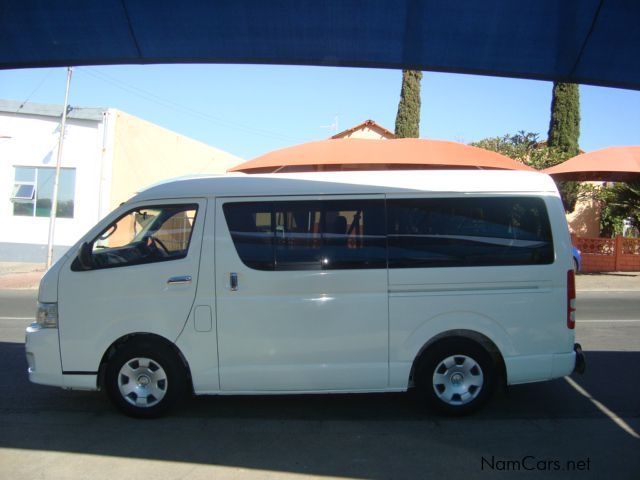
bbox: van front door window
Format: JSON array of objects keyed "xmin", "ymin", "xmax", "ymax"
[{"xmin": 72, "ymin": 204, "xmax": 198, "ymax": 271}]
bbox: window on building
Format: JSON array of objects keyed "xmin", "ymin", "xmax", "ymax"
[
  {"xmin": 11, "ymin": 167, "xmax": 76, "ymax": 218},
  {"xmin": 11, "ymin": 184, "xmax": 35, "ymax": 200}
]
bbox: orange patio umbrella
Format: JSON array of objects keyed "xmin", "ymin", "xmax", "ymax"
[
  {"xmin": 544, "ymin": 146, "xmax": 640, "ymax": 182},
  {"xmin": 229, "ymin": 138, "xmax": 535, "ymax": 173}
]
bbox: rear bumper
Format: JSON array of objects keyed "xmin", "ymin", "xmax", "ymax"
[
  {"xmin": 506, "ymin": 343, "xmax": 586, "ymax": 385},
  {"xmin": 573, "ymin": 343, "xmax": 586, "ymax": 374}
]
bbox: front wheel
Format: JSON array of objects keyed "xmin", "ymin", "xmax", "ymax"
[
  {"xmin": 416, "ymin": 338, "xmax": 496, "ymax": 415},
  {"xmin": 105, "ymin": 341, "xmax": 186, "ymax": 418}
]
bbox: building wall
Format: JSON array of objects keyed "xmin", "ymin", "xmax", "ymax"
[
  {"xmin": 1, "ymin": 107, "xmax": 243, "ymax": 263},
  {"xmin": 109, "ymin": 111, "xmax": 243, "ymax": 209},
  {"xmin": 0, "ymin": 112, "xmax": 105, "ymax": 262},
  {"xmin": 566, "ymin": 182, "xmax": 602, "ymax": 238},
  {"xmin": 333, "ymin": 125, "xmax": 394, "ymax": 140}
]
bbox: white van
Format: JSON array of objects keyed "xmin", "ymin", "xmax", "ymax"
[{"xmin": 26, "ymin": 170, "xmax": 585, "ymax": 417}]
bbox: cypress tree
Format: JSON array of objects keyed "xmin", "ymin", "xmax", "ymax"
[
  {"xmin": 394, "ymin": 70, "xmax": 422, "ymax": 138},
  {"xmin": 547, "ymin": 82, "xmax": 580, "ymax": 156},
  {"xmin": 548, "ymin": 82, "xmax": 581, "ymax": 212}
]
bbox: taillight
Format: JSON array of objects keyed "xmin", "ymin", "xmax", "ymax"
[{"xmin": 567, "ymin": 269, "xmax": 576, "ymax": 329}]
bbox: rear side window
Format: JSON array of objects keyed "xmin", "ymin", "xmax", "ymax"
[
  {"xmin": 387, "ymin": 197, "xmax": 553, "ymax": 268},
  {"xmin": 223, "ymin": 199, "xmax": 386, "ymax": 270}
]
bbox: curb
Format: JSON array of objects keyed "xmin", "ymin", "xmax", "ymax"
[
  {"xmin": 0, "ymin": 272, "xmax": 43, "ymax": 290},
  {"xmin": 577, "ymin": 289, "xmax": 640, "ymax": 293}
]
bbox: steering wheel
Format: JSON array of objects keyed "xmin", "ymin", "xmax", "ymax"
[{"xmin": 148, "ymin": 236, "xmax": 170, "ymax": 256}]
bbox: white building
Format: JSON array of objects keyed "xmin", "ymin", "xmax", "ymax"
[{"xmin": 0, "ymin": 99, "xmax": 243, "ymax": 262}]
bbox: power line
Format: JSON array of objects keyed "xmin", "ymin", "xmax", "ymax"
[
  {"xmin": 14, "ymin": 69, "xmax": 54, "ymax": 113},
  {"xmin": 77, "ymin": 67, "xmax": 304, "ymax": 143}
]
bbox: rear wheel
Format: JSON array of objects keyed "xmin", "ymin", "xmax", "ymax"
[
  {"xmin": 416, "ymin": 338, "xmax": 496, "ymax": 415},
  {"xmin": 105, "ymin": 340, "xmax": 186, "ymax": 418}
]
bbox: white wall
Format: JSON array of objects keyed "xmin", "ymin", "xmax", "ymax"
[
  {"xmin": 1, "ymin": 107, "xmax": 242, "ymax": 263},
  {"xmin": 0, "ymin": 112, "xmax": 104, "ymax": 259}
]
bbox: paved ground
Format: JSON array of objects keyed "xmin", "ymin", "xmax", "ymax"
[
  {"xmin": 0, "ymin": 285, "xmax": 638, "ymax": 479},
  {"xmin": 577, "ymin": 271, "xmax": 640, "ymax": 291},
  {"xmin": 0, "ymin": 262, "xmax": 45, "ymax": 290}
]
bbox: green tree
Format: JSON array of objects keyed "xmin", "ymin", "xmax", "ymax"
[
  {"xmin": 548, "ymin": 83, "xmax": 581, "ymax": 155},
  {"xmin": 394, "ymin": 70, "xmax": 422, "ymax": 138},
  {"xmin": 471, "ymin": 131, "xmax": 563, "ymax": 170},
  {"xmin": 548, "ymin": 82, "xmax": 581, "ymax": 212},
  {"xmin": 472, "ymin": 131, "xmax": 578, "ymax": 209},
  {"xmin": 599, "ymin": 181, "xmax": 640, "ymax": 237}
]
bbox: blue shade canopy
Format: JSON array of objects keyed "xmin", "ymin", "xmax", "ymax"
[{"xmin": 1, "ymin": 0, "xmax": 639, "ymax": 89}]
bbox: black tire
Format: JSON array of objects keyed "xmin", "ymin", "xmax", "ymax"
[
  {"xmin": 105, "ymin": 339, "xmax": 186, "ymax": 418},
  {"xmin": 415, "ymin": 338, "xmax": 496, "ymax": 416}
]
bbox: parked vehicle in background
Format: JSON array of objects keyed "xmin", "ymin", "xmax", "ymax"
[
  {"xmin": 572, "ymin": 245, "xmax": 582, "ymax": 272},
  {"xmin": 25, "ymin": 170, "xmax": 585, "ymax": 417}
]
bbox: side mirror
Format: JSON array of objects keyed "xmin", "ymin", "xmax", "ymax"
[{"xmin": 76, "ymin": 242, "xmax": 95, "ymax": 270}]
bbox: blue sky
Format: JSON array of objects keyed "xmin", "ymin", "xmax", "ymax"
[{"xmin": 1, "ymin": 64, "xmax": 639, "ymax": 160}]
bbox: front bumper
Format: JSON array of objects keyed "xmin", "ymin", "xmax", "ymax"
[
  {"xmin": 26, "ymin": 324, "xmax": 98, "ymax": 390},
  {"xmin": 25, "ymin": 323, "xmax": 63, "ymax": 387},
  {"xmin": 573, "ymin": 343, "xmax": 586, "ymax": 374}
]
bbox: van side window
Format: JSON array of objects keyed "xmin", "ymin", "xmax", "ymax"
[
  {"xmin": 274, "ymin": 201, "xmax": 323, "ymax": 270},
  {"xmin": 71, "ymin": 204, "xmax": 198, "ymax": 271},
  {"xmin": 223, "ymin": 202, "xmax": 275, "ymax": 270},
  {"xmin": 387, "ymin": 197, "xmax": 554, "ymax": 268},
  {"xmin": 318, "ymin": 200, "xmax": 386, "ymax": 270},
  {"xmin": 223, "ymin": 200, "xmax": 386, "ymax": 270}
]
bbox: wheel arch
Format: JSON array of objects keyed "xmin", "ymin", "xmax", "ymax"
[
  {"xmin": 409, "ymin": 329, "xmax": 507, "ymax": 387},
  {"xmin": 97, "ymin": 332, "xmax": 193, "ymax": 393}
]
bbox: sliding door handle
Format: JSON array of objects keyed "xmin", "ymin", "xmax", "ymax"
[
  {"xmin": 167, "ymin": 275, "xmax": 192, "ymax": 285},
  {"xmin": 230, "ymin": 272, "xmax": 238, "ymax": 291}
]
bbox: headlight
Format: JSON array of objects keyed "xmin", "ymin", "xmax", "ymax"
[{"xmin": 36, "ymin": 302, "xmax": 58, "ymax": 328}]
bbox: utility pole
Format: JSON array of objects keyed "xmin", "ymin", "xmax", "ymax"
[{"xmin": 46, "ymin": 66, "xmax": 73, "ymax": 269}]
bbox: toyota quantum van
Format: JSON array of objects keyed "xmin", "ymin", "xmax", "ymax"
[{"xmin": 26, "ymin": 170, "xmax": 585, "ymax": 417}]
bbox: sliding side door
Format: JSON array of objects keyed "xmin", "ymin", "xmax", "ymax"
[{"xmin": 215, "ymin": 196, "xmax": 388, "ymax": 392}]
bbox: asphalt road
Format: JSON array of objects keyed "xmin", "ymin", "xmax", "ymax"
[{"xmin": 0, "ymin": 289, "xmax": 638, "ymax": 480}]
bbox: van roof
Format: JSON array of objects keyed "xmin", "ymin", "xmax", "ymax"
[{"xmin": 132, "ymin": 170, "xmax": 559, "ymax": 202}]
